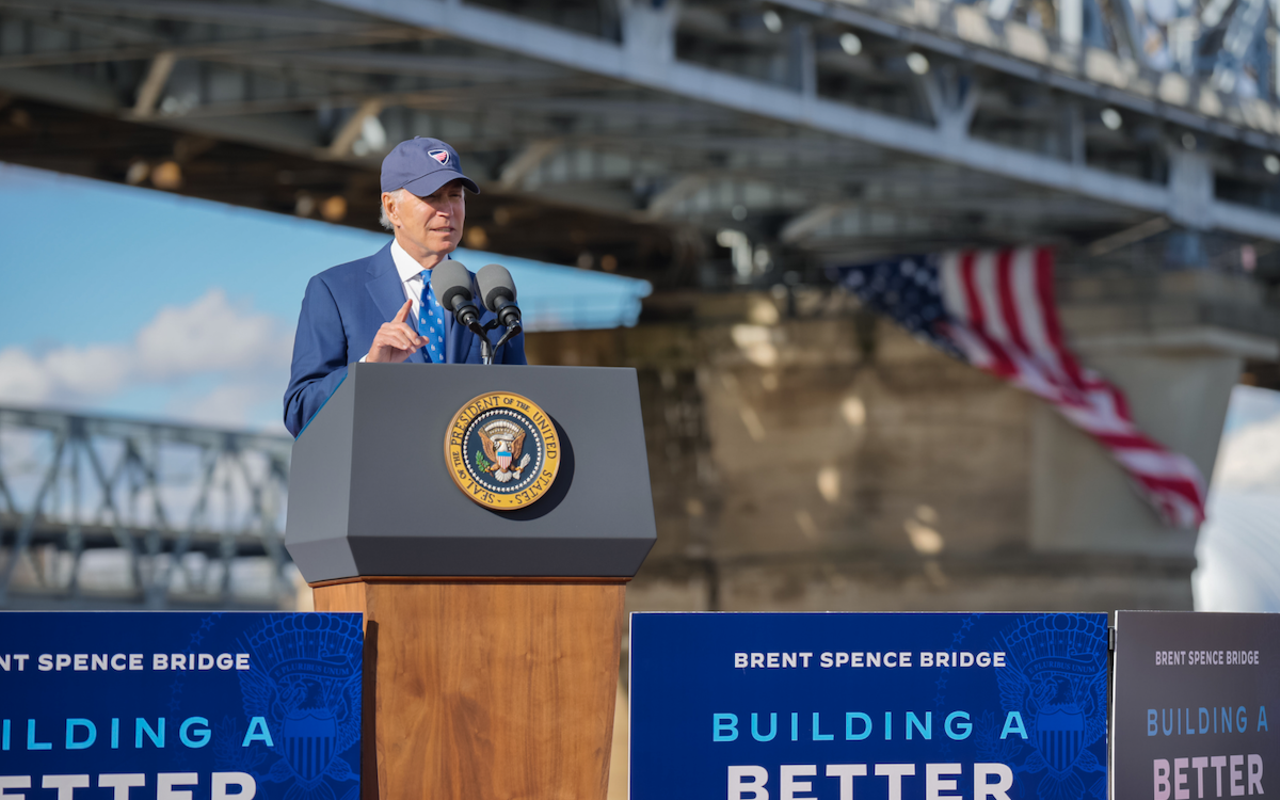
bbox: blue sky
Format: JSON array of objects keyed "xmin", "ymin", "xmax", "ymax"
[{"xmin": 0, "ymin": 162, "xmax": 649, "ymax": 432}]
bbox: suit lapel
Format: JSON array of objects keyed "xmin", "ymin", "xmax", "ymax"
[{"xmin": 366, "ymin": 242, "xmax": 428, "ymax": 364}]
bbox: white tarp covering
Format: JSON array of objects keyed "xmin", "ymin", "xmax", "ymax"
[{"xmin": 1193, "ymin": 386, "xmax": 1280, "ymax": 612}]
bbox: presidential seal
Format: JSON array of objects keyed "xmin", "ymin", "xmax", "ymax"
[{"xmin": 445, "ymin": 391, "xmax": 561, "ymax": 510}]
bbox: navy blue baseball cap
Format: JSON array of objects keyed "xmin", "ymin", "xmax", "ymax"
[{"xmin": 380, "ymin": 137, "xmax": 480, "ymax": 196}]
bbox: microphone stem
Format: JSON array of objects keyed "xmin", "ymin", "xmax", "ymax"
[
  {"xmin": 467, "ymin": 318, "xmax": 501, "ymax": 365},
  {"xmin": 492, "ymin": 323, "xmax": 522, "ymax": 354}
]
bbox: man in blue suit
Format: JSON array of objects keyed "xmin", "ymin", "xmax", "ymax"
[{"xmin": 284, "ymin": 138, "xmax": 526, "ymax": 437}]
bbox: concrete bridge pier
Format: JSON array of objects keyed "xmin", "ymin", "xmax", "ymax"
[
  {"xmin": 1034, "ymin": 270, "xmax": 1280, "ymax": 567},
  {"xmin": 526, "ymin": 270, "xmax": 1279, "ymax": 616}
]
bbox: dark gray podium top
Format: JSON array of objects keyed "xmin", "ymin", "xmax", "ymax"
[{"xmin": 285, "ymin": 363, "xmax": 657, "ymax": 582}]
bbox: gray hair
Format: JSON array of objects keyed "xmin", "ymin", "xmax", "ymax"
[{"xmin": 378, "ymin": 188, "xmax": 407, "ymax": 230}]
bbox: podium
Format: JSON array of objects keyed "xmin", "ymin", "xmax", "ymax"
[{"xmin": 285, "ymin": 363, "xmax": 656, "ymax": 800}]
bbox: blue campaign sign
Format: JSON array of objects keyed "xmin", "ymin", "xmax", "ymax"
[
  {"xmin": 0, "ymin": 612, "xmax": 362, "ymax": 800},
  {"xmin": 630, "ymin": 612, "xmax": 1108, "ymax": 800}
]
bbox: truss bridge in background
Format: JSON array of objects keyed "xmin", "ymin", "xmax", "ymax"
[
  {"xmin": 0, "ymin": 0, "xmax": 1278, "ymax": 287},
  {"xmin": 0, "ymin": 406, "xmax": 296, "ymax": 610}
]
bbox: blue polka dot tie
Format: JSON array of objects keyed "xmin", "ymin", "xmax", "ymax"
[{"xmin": 419, "ymin": 270, "xmax": 446, "ymax": 363}]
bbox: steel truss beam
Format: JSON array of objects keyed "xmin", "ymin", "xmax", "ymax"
[
  {"xmin": 322, "ymin": 0, "xmax": 1280, "ymax": 241},
  {"xmin": 0, "ymin": 406, "xmax": 294, "ymax": 609}
]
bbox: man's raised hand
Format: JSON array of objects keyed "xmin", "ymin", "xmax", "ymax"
[{"xmin": 367, "ymin": 299, "xmax": 426, "ymax": 363}]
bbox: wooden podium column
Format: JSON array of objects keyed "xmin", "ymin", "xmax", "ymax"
[{"xmin": 313, "ymin": 577, "xmax": 628, "ymax": 800}]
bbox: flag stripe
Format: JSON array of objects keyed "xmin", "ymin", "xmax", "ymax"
[
  {"xmin": 939, "ymin": 251, "xmax": 969, "ymax": 323},
  {"xmin": 943, "ymin": 322, "xmax": 996, "ymax": 370},
  {"xmin": 959, "ymin": 251, "xmax": 984, "ymax": 330},
  {"xmin": 973, "ymin": 251, "xmax": 1009, "ymax": 343},
  {"xmin": 1011, "ymin": 249, "xmax": 1066, "ymax": 384},
  {"xmin": 996, "ymin": 249, "xmax": 1030, "ymax": 355},
  {"xmin": 1032, "ymin": 249, "xmax": 1087, "ymax": 389},
  {"xmin": 974, "ymin": 328, "xmax": 1019, "ymax": 379},
  {"xmin": 957, "ymin": 253, "xmax": 1018, "ymax": 377}
]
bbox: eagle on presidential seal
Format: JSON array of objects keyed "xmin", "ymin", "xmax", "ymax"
[
  {"xmin": 236, "ymin": 614, "xmax": 362, "ymax": 800},
  {"xmin": 994, "ymin": 614, "xmax": 1108, "ymax": 800},
  {"xmin": 478, "ymin": 419, "xmax": 532, "ymax": 483}
]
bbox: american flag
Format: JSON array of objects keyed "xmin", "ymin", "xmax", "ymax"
[{"xmin": 834, "ymin": 247, "xmax": 1207, "ymax": 528}]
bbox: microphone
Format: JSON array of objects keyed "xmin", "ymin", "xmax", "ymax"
[
  {"xmin": 476, "ymin": 264, "xmax": 522, "ymax": 329},
  {"xmin": 430, "ymin": 261, "xmax": 480, "ymax": 327}
]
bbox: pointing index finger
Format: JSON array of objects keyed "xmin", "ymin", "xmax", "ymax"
[{"xmin": 393, "ymin": 298, "xmax": 412, "ymax": 323}]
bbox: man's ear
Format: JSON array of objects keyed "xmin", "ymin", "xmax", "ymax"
[{"xmin": 381, "ymin": 192, "xmax": 400, "ymax": 227}]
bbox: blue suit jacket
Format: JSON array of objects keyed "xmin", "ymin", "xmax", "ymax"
[{"xmin": 283, "ymin": 242, "xmax": 527, "ymax": 437}]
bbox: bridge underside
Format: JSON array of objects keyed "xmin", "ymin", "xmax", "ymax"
[{"xmin": 0, "ymin": 0, "xmax": 1278, "ymax": 290}]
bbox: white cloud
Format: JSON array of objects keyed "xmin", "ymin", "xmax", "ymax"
[
  {"xmin": 0, "ymin": 289, "xmax": 293, "ymax": 429},
  {"xmin": 136, "ymin": 289, "xmax": 292, "ymax": 378},
  {"xmin": 0, "ymin": 343, "xmax": 132, "ymax": 404},
  {"xmin": 0, "ymin": 348, "xmax": 54, "ymax": 404},
  {"xmin": 42, "ymin": 344, "xmax": 132, "ymax": 397},
  {"xmin": 178, "ymin": 381, "xmax": 282, "ymax": 430}
]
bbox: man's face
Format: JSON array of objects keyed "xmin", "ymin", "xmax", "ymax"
[{"xmin": 385, "ymin": 179, "xmax": 466, "ymax": 262}]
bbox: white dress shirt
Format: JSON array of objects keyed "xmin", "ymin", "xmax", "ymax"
[
  {"xmin": 359, "ymin": 240, "xmax": 445, "ymax": 362},
  {"xmin": 391, "ymin": 238, "xmax": 432, "ymax": 324}
]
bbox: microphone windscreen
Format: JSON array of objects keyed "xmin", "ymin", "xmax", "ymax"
[
  {"xmin": 430, "ymin": 261, "xmax": 473, "ymax": 312},
  {"xmin": 476, "ymin": 264, "xmax": 517, "ymax": 312}
]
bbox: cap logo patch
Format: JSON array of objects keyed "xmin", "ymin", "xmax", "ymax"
[{"xmin": 428, "ymin": 149, "xmax": 450, "ymax": 165}]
